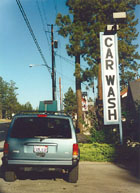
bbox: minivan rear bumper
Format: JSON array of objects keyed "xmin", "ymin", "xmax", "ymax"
[
  {"xmin": 8, "ymin": 160, "xmax": 73, "ymax": 166},
  {"xmin": 2, "ymin": 157, "xmax": 79, "ymax": 169}
]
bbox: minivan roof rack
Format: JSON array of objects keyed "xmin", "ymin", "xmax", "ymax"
[{"xmin": 17, "ymin": 111, "xmax": 70, "ymax": 116}]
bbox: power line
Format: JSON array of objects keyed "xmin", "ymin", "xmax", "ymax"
[
  {"xmin": 41, "ymin": 0, "xmax": 51, "ymax": 41},
  {"xmin": 55, "ymin": 53, "xmax": 75, "ymax": 67},
  {"xmin": 53, "ymin": 0, "xmax": 58, "ymax": 19},
  {"xmin": 16, "ymin": 0, "xmax": 51, "ymax": 74},
  {"xmin": 55, "ymin": 54, "xmax": 87, "ymax": 86},
  {"xmin": 55, "ymin": 53, "xmax": 88, "ymax": 69},
  {"xmin": 36, "ymin": 0, "xmax": 51, "ymax": 51},
  {"xmin": 56, "ymin": 70, "xmax": 75, "ymax": 84},
  {"xmin": 16, "ymin": 0, "xmax": 87, "ymax": 90}
]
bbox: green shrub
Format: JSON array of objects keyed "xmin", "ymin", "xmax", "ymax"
[
  {"xmin": 79, "ymin": 143, "xmax": 116, "ymax": 162},
  {"xmin": 90, "ymin": 126, "xmax": 119, "ymax": 144}
]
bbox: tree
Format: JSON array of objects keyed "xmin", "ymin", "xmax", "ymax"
[
  {"xmin": 56, "ymin": 0, "xmax": 140, "ymax": 128},
  {"xmin": 14, "ymin": 102, "xmax": 33, "ymax": 114},
  {"xmin": 0, "ymin": 77, "xmax": 33, "ymax": 118},
  {"xmin": 0, "ymin": 77, "xmax": 19, "ymax": 118},
  {"xmin": 56, "ymin": 0, "xmax": 140, "ymax": 84},
  {"xmin": 68, "ymin": 0, "xmax": 140, "ymax": 86},
  {"xmin": 21, "ymin": 102, "xmax": 33, "ymax": 111},
  {"xmin": 63, "ymin": 87, "xmax": 77, "ymax": 114},
  {"xmin": 56, "ymin": 6, "xmax": 86, "ymax": 132},
  {"xmin": 0, "ymin": 77, "xmax": 9, "ymax": 118},
  {"xmin": 6, "ymin": 80, "xmax": 18, "ymax": 118}
]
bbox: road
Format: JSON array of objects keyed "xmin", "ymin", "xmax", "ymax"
[{"xmin": 0, "ymin": 122, "xmax": 140, "ymax": 193}]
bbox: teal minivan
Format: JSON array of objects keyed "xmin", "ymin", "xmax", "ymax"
[{"xmin": 2, "ymin": 112, "xmax": 80, "ymax": 183}]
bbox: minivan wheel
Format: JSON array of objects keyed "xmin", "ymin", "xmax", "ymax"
[
  {"xmin": 67, "ymin": 165, "xmax": 79, "ymax": 183},
  {"xmin": 4, "ymin": 171, "xmax": 17, "ymax": 182}
]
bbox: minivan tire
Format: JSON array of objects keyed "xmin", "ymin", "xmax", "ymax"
[
  {"xmin": 4, "ymin": 171, "xmax": 17, "ymax": 182},
  {"xmin": 67, "ymin": 165, "xmax": 79, "ymax": 183}
]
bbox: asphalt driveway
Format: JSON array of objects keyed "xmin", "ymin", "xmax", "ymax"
[
  {"xmin": 0, "ymin": 161, "xmax": 140, "ymax": 193},
  {"xmin": 0, "ymin": 122, "xmax": 140, "ymax": 193}
]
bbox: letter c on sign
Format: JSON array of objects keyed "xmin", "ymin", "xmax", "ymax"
[{"xmin": 105, "ymin": 37, "xmax": 113, "ymax": 47}]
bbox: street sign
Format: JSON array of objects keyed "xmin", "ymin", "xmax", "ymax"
[
  {"xmin": 39, "ymin": 100, "xmax": 57, "ymax": 111},
  {"xmin": 100, "ymin": 33, "xmax": 121, "ymax": 125}
]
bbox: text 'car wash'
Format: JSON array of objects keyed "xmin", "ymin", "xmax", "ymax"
[{"xmin": 100, "ymin": 33, "xmax": 120, "ymax": 125}]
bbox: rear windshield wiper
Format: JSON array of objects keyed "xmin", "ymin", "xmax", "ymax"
[
  {"xmin": 34, "ymin": 136, "xmax": 49, "ymax": 140},
  {"xmin": 34, "ymin": 135, "xmax": 64, "ymax": 139}
]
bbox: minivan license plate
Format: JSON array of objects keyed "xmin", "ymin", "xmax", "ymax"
[{"xmin": 34, "ymin": 146, "xmax": 48, "ymax": 153}]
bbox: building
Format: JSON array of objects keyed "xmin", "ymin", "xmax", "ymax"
[{"xmin": 121, "ymin": 78, "xmax": 140, "ymax": 141}]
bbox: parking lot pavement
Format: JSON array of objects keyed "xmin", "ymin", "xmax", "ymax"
[
  {"xmin": 0, "ymin": 122, "xmax": 140, "ymax": 193},
  {"xmin": 0, "ymin": 161, "xmax": 140, "ymax": 193}
]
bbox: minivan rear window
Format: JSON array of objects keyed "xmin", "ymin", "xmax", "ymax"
[{"xmin": 11, "ymin": 117, "xmax": 72, "ymax": 139}]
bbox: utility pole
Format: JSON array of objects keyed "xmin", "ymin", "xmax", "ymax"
[
  {"xmin": 59, "ymin": 77, "xmax": 62, "ymax": 111},
  {"xmin": 51, "ymin": 24, "xmax": 56, "ymax": 101},
  {"xmin": 97, "ymin": 62, "xmax": 103, "ymax": 128}
]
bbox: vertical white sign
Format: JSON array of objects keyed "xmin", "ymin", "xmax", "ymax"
[
  {"xmin": 100, "ymin": 33, "xmax": 121, "ymax": 125},
  {"xmin": 82, "ymin": 96, "xmax": 88, "ymax": 111}
]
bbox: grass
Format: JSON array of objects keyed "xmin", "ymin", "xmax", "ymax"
[{"xmin": 79, "ymin": 143, "xmax": 116, "ymax": 162}]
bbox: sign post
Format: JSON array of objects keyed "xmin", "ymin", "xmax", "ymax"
[{"xmin": 100, "ymin": 32, "xmax": 123, "ymax": 144}]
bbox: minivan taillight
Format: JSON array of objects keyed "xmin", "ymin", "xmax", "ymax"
[
  {"xmin": 37, "ymin": 114, "xmax": 47, "ymax": 117},
  {"xmin": 73, "ymin": 144, "xmax": 79, "ymax": 159},
  {"xmin": 4, "ymin": 142, "xmax": 9, "ymax": 155}
]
